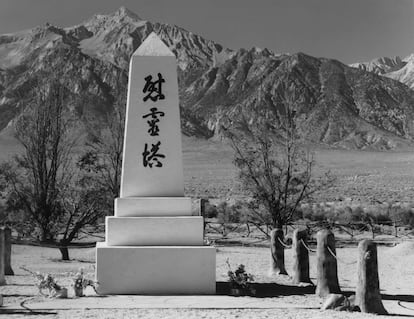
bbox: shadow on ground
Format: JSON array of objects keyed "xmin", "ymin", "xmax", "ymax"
[
  {"xmin": 0, "ymin": 309, "xmax": 57, "ymax": 316},
  {"xmin": 216, "ymin": 281, "xmax": 315, "ymax": 297},
  {"xmin": 382, "ymin": 294, "xmax": 414, "ymax": 303}
]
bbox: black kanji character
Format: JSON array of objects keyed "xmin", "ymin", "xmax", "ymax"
[
  {"xmin": 142, "ymin": 141, "xmax": 165, "ymax": 168},
  {"xmin": 142, "ymin": 107, "xmax": 165, "ymax": 136},
  {"xmin": 142, "ymin": 73, "xmax": 165, "ymax": 102}
]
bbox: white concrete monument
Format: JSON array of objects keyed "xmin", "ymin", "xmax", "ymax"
[{"xmin": 95, "ymin": 33, "xmax": 216, "ymax": 294}]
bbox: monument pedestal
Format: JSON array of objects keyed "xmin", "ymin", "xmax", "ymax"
[
  {"xmin": 96, "ymin": 197, "xmax": 216, "ymax": 295},
  {"xmin": 96, "ymin": 198, "xmax": 216, "ymax": 294},
  {"xmin": 115, "ymin": 197, "xmax": 192, "ymax": 217},
  {"xmin": 105, "ymin": 216, "xmax": 204, "ymax": 246},
  {"xmin": 96, "ymin": 243, "xmax": 215, "ymax": 295}
]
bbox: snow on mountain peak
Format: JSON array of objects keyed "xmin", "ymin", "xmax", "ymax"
[
  {"xmin": 403, "ymin": 54, "xmax": 414, "ymax": 63},
  {"xmin": 113, "ymin": 6, "xmax": 141, "ymax": 20}
]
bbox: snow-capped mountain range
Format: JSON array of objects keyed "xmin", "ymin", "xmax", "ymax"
[
  {"xmin": 0, "ymin": 7, "xmax": 414, "ymax": 150},
  {"xmin": 351, "ymin": 54, "xmax": 414, "ymax": 89}
]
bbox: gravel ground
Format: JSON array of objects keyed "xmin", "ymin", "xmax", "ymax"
[
  {"xmin": 1, "ymin": 242, "xmax": 414, "ymax": 318},
  {"xmin": 1, "ymin": 308, "xmax": 399, "ymax": 319}
]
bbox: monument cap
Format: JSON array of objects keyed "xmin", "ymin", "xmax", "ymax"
[{"xmin": 133, "ymin": 32, "xmax": 174, "ymax": 57}]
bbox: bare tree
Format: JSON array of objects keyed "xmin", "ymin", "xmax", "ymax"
[
  {"xmin": 0, "ymin": 79, "xmax": 75, "ymax": 243},
  {"xmin": 0, "ymin": 77, "xmax": 110, "ymax": 260},
  {"xmin": 57, "ymin": 172, "xmax": 109, "ymax": 260},
  {"xmin": 78, "ymin": 76, "xmax": 126, "ymax": 201},
  {"xmin": 223, "ymin": 100, "xmax": 332, "ymax": 275}
]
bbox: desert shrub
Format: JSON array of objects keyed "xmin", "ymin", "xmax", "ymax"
[
  {"xmin": 302, "ymin": 205, "xmax": 337, "ymax": 222},
  {"xmin": 301, "ymin": 205, "xmax": 313, "ymax": 221},
  {"xmin": 231, "ymin": 200, "xmax": 251, "ymax": 224},
  {"xmin": 304, "ymin": 205, "xmax": 327, "ymax": 222},
  {"xmin": 373, "ymin": 212, "xmax": 392, "ymax": 225},
  {"xmin": 5, "ymin": 210, "xmax": 36, "ymax": 239},
  {"xmin": 291, "ymin": 208, "xmax": 303, "ymax": 221},
  {"xmin": 217, "ymin": 201, "xmax": 240, "ymax": 224},
  {"xmin": 391, "ymin": 206, "xmax": 414, "ymax": 228},
  {"xmin": 203, "ymin": 200, "xmax": 218, "ymax": 218},
  {"xmin": 352, "ymin": 206, "xmax": 365, "ymax": 220},
  {"xmin": 326, "ymin": 207, "xmax": 340, "ymax": 222},
  {"xmin": 360, "ymin": 209, "xmax": 374, "ymax": 222},
  {"xmin": 337, "ymin": 206, "xmax": 363, "ymax": 223},
  {"xmin": 362, "ymin": 206, "xmax": 391, "ymax": 225}
]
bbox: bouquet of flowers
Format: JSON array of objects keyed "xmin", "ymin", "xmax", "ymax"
[
  {"xmin": 72, "ymin": 268, "xmax": 98, "ymax": 297},
  {"xmin": 20, "ymin": 266, "xmax": 67, "ymax": 298},
  {"xmin": 226, "ymin": 259, "xmax": 255, "ymax": 296}
]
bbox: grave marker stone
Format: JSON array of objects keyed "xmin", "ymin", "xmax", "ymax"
[
  {"xmin": 355, "ymin": 240, "xmax": 387, "ymax": 314},
  {"xmin": 269, "ymin": 228, "xmax": 288, "ymax": 275},
  {"xmin": 4, "ymin": 226, "xmax": 13, "ymax": 275},
  {"xmin": 316, "ymin": 229, "xmax": 340, "ymax": 297},
  {"xmin": 292, "ymin": 229, "xmax": 312, "ymax": 285},
  {"xmin": 0, "ymin": 228, "xmax": 5, "ymax": 285}
]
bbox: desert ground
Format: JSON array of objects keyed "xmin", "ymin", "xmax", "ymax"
[
  {"xmin": 2, "ymin": 136, "xmax": 414, "ymax": 318},
  {"xmin": 1, "ymin": 233, "xmax": 414, "ymax": 318},
  {"xmin": 182, "ymin": 137, "xmax": 414, "ymax": 204},
  {"xmin": 2, "ymin": 133, "xmax": 414, "ymax": 204}
]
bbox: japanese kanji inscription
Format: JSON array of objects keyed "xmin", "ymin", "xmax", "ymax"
[{"xmin": 119, "ymin": 33, "xmax": 184, "ymax": 197}]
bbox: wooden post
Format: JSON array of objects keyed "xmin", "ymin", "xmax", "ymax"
[
  {"xmin": 292, "ymin": 229, "xmax": 312, "ymax": 284},
  {"xmin": 316, "ymin": 229, "xmax": 340, "ymax": 297},
  {"xmin": 0, "ymin": 228, "xmax": 5, "ymax": 285},
  {"xmin": 269, "ymin": 228, "xmax": 288, "ymax": 275},
  {"xmin": 355, "ymin": 240, "xmax": 387, "ymax": 314},
  {"xmin": 199, "ymin": 199, "xmax": 206, "ymax": 216},
  {"xmin": 4, "ymin": 226, "xmax": 14, "ymax": 275}
]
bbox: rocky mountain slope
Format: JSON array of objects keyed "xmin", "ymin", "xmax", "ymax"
[
  {"xmin": 0, "ymin": 7, "xmax": 232, "ymax": 132},
  {"xmin": 387, "ymin": 54, "xmax": 414, "ymax": 90},
  {"xmin": 350, "ymin": 56, "xmax": 406, "ymax": 75},
  {"xmin": 0, "ymin": 6, "xmax": 414, "ymax": 150},
  {"xmin": 183, "ymin": 50, "xmax": 414, "ymax": 149},
  {"xmin": 351, "ymin": 54, "xmax": 414, "ymax": 90}
]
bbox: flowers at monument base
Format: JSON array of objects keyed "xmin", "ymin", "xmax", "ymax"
[
  {"xmin": 20, "ymin": 266, "xmax": 98, "ymax": 298},
  {"xmin": 72, "ymin": 268, "xmax": 98, "ymax": 297},
  {"xmin": 226, "ymin": 259, "xmax": 255, "ymax": 296},
  {"xmin": 20, "ymin": 266, "xmax": 67, "ymax": 298}
]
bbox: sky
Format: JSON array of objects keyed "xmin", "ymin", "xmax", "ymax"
[{"xmin": 0, "ymin": 0, "xmax": 412, "ymax": 64}]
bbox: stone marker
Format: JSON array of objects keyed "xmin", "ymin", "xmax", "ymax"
[
  {"xmin": 355, "ymin": 240, "xmax": 387, "ymax": 314},
  {"xmin": 321, "ymin": 293, "xmax": 349, "ymax": 311},
  {"xmin": 4, "ymin": 226, "xmax": 14, "ymax": 275},
  {"xmin": 269, "ymin": 228, "xmax": 288, "ymax": 275},
  {"xmin": 95, "ymin": 33, "xmax": 216, "ymax": 295},
  {"xmin": 292, "ymin": 229, "xmax": 312, "ymax": 285},
  {"xmin": 0, "ymin": 228, "xmax": 5, "ymax": 285},
  {"xmin": 315, "ymin": 229, "xmax": 340, "ymax": 297}
]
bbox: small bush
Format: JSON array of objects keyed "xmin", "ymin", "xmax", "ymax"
[
  {"xmin": 391, "ymin": 207, "xmax": 414, "ymax": 228},
  {"xmin": 302, "ymin": 205, "xmax": 336, "ymax": 222},
  {"xmin": 216, "ymin": 201, "xmax": 241, "ymax": 223},
  {"xmin": 203, "ymin": 201, "xmax": 218, "ymax": 218}
]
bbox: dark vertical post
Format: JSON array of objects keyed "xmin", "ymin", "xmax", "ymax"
[
  {"xmin": 355, "ymin": 240, "xmax": 387, "ymax": 314},
  {"xmin": 292, "ymin": 229, "xmax": 312, "ymax": 284},
  {"xmin": 269, "ymin": 228, "xmax": 288, "ymax": 275},
  {"xmin": 0, "ymin": 228, "xmax": 5, "ymax": 285},
  {"xmin": 316, "ymin": 229, "xmax": 340, "ymax": 297},
  {"xmin": 4, "ymin": 226, "xmax": 14, "ymax": 275}
]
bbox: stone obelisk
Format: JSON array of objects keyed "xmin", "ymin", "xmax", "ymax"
[{"xmin": 95, "ymin": 33, "xmax": 216, "ymax": 294}]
